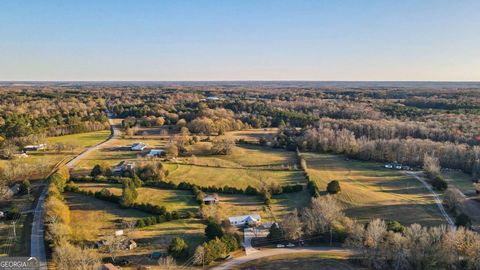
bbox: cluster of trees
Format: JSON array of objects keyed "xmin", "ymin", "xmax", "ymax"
[
  {"xmin": 0, "ymin": 90, "xmax": 109, "ymax": 139},
  {"xmin": 318, "ymin": 117, "xmax": 478, "ymax": 145},
  {"xmin": 43, "ymin": 167, "xmax": 100, "ymax": 269},
  {"xmin": 191, "ymin": 220, "xmax": 241, "ymax": 265},
  {"xmin": 278, "ymin": 126, "xmax": 480, "ymax": 176},
  {"xmin": 345, "ymin": 219, "xmax": 480, "ymax": 270}
]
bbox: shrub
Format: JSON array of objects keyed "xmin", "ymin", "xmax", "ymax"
[
  {"xmin": 455, "ymin": 213, "xmax": 472, "ymax": 228},
  {"xmin": 168, "ymin": 237, "xmax": 189, "ymax": 259},
  {"xmin": 205, "ymin": 220, "xmax": 224, "ymax": 240},
  {"xmin": 386, "ymin": 220, "xmax": 405, "ymax": 233},
  {"xmin": 326, "ymin": 180, "xmax": 341, "ymax": 194},
  {"xmin": 431, "ymin": 176, "xmax": 448, "ymax": 191}
]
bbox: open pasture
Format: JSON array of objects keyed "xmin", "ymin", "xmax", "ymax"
[
  {"xmin": 304, "ymin": 153, "xmax": 445, "ymax": 226},
  {"xmin": 74, "ymin": 182, "xmax": 198, "ymax": 213}
]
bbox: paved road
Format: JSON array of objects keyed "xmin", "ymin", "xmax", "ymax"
[
  {"xmin": 30, "ymin": 110, "xmax": 117, "ymax": 269},
  {"xmin": 211, "ymin": 246, "xmax": 353, "ymax": 270},
  {"xmin": 243, "ymin": 227, "xmax": 269, "ymax": 255},
  {"xmin": 405, "ymin": 171, "xmax": 455, "ymax": 227}
]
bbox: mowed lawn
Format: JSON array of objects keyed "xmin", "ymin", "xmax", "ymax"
[
  {"xmin": 74, "ymin": 182, "xmax": 198, "ymax": 213},
  {"xmin": 442, "ymin": 170, "xmax": 476, "ymax": 197},
  {"xmin": 303, "ymin": 153, "xmax": 445, "ymax": 226},
  {"xmin": 165, "ymin": 144, "xmax": 305, "ymax": 189},
  {"xmin": 65, "ymin": 192, "xmax": 149, "ymax": 242}
]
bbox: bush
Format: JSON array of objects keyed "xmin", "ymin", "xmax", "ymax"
[
  {"xmin": 326, "ymin": 180, "xmax": 341, "ymax": 194},
  {"xmin": 168, "ymin": 237, "xmax": 189, "ymax": 259},
  {"xmin": 431, "ymin": 176, "xmax": 448, "ymax": 191},
  {"xmin": 6, "ymin": 206, "xmax": 21, "ymax": 220},
  {"xmin": 455, "ymin": 213, "xmax": 472, "ymax": 228},
  {"xmin": 205, "ymin": 220, "xmax": 224, "ymax": 240},
  {"xmin": 386, "ymin": 220, "xmax": 405, "ymax": 233}
]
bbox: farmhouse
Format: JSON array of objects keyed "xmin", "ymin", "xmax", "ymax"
[
  {"xmin": 131, "ymin": 142, "xmax": 147, "ymax": 151},
  {"xmin": 203, "ymin": 194, "xmax": 219, "ymax": 205},
  {"xmin": 24, "ymin": 143, "xmax": 47, "ymax": 151},
  {"xmin": 146, "ymin": 149, "xmax": 165, "ymax": 157},
  {"xmin": 228, "ymin": 214, "xmax": 261, "ymax": 226},
  {"xmin": 112, "ymin": 161, "xmax": 135, "ymax": 174}
]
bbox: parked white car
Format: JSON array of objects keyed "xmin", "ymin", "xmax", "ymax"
[
  {"xmin": 276, "ymin": 244, "xmax": 285, "ymax": 248},
  {"xmin": 286, "ymin": 243, "xmax": 295, "ymax": 247}
]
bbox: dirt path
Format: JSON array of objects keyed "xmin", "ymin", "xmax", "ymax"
[{"xmin": 405, "ymin": 171, "xmax": 455, "ymax": 227}]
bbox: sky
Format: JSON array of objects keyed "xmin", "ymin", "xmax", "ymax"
[{"xmin": 0, "ymin": 0, "xmax": 479, "ymax": 81}]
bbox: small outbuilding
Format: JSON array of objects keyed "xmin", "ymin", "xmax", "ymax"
[
  {"xmin": 131, "ymin": 142, "xmax": 147, "ymax": 151},
  {"xmin": 126, "ymin": 239, "xmax": 137, "ymax": 250},
  {"xmin": 146, "ymin": 149, "xmax": 165, "ymax": 157},
  {"xmin": 203, "ymin": 194, "xmax": 219, "ymax": 205}
]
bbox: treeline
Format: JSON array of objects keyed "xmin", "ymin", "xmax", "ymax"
[
  {"xmin": 73, "ymin": 174, "xmax": 304, "ymax": 196},
  {"xmin": 276, "ymin": 127, "xmax": 480, "ymax": 176},
  {"xmin": 318, "ymin": 117, "xmax": 478, "ymax": 145},
  {"xmin": 0, "ymin": 91, "xmax": 109, "ymax": 139}
]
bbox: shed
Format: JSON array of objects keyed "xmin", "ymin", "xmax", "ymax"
[{"xmin": 203, "ymin": 194, "xmax": 219, "ymax": 205}]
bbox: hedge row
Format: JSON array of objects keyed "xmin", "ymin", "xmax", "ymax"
[{"xmin": 72, "ymin": 175, "xmax": 303, "ymax": 195}]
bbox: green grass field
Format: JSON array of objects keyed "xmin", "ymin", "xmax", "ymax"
[
  {"xmin": 304, "ymin": 153, "xmax": 445, "ymax": 226},
  {"xmin": 74, "ymin": 182, "xmax": 198, "ymax": 213},
  {"xmin": 164, "ymin": 144, "xmax": 304, "ymax": 190},
  {"xmin": 0, "ymin": 130, "xmax": 111, "ymax": 179},
  {"xmin": 442, "ymin": 170, "xmax": 476, "ymax": 196},
  {"xmin": 65, "ymin": 191, "xmax": 205, "ymax": 265}
]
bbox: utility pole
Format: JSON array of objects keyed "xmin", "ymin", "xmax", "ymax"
[{"xmin": 12, "ymin": 221, "xmax": 17, "ymax": 239}]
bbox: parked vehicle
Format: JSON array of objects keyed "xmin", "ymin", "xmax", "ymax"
[
  {"xmin": 286, "ymin": 243, "xmax": 295, "ymax": 247},
  {"xmin": 276, "ymin": 244, "xmax": 285, "ymax": 248}
]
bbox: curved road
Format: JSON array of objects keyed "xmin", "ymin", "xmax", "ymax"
[
  {"xmin": 30, "ymin": 110, "xmax": 117, "ymax": 269},
  {"xmin": 211, "ymin": 246, "xmax": 353, "ymax": 270},
  {"xmin": 405, "ymin": 171, "xmax": 455, "ymax": 227}
]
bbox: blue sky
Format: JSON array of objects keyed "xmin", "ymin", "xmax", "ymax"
[{"xmin": 0, "ymin": 0, "xmax": 479, "ymax": 81}]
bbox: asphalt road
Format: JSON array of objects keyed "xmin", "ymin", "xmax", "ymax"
[
  {"xmin": 30, "ymin": 110, "xmax": 117, "ymax": 269},
  {"xmin": 211, "ymin": 246, "xmax": 353, "ymax": 270}
]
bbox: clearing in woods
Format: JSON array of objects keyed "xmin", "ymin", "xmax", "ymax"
[{"xmin": 303, "ymin": 153, "xmax": 445, "ymax": 226}]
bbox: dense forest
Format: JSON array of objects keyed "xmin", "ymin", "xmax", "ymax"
[{"xmin": 1, "ymin": 84, "xmax": 479, "ymax": 179}]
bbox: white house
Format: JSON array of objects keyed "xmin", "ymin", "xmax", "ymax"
[
  {"xmin": 228, "ymin": 214, "xmax": 261, "ymax": 226},
  {"xmin": 131, "ymin": 142, "xmax": 147, "ymax": 151},
  {"xmin": 206, "ymin": 96, "xmax": 220, "ymax": 101},
  {"xmin": 146, "ymin": 149, "xmax": 165, "ymax": 157}
]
